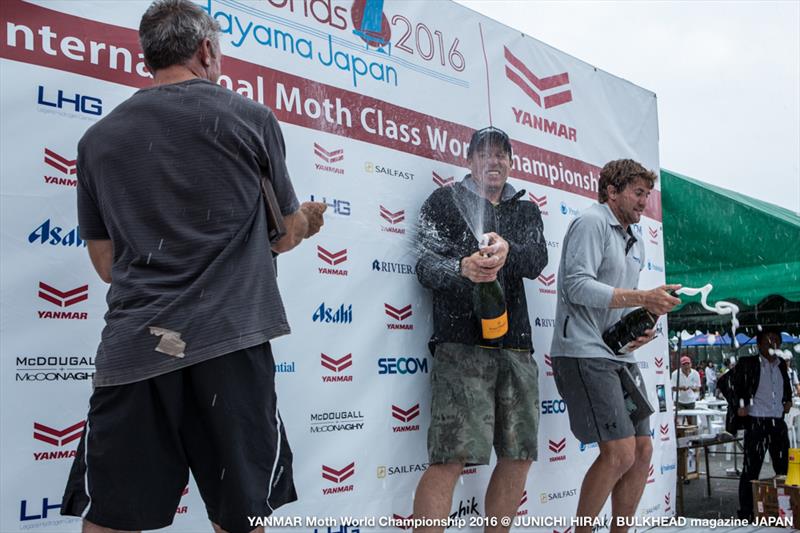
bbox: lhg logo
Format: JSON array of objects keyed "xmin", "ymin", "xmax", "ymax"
[
  {"xmin": 314, "ymin": 143, "xmax": 343, "ymax": 164},
  {"xmin": 33, "ymin": 421, "xmax": 85, "ymax": 446},
  {"xmin": 432, "ymin": 171, "xmax": 454, "ymax": 188},
  {"xmin": 504, "ymin": 47, "xmax": 572, "ymax": 109},
  {"xmin": 391, "ymin": 403, "xmax": 420, "ymax": 423},
  {"xmin": 317, "ymin": 246, "xmax": 347, "ymax": 266},
  {"xmin": 379, "ymin": 206, "xmax": 405, "ymax": 224},
  {"xmin": 38, "ymin": 282, "xmax": 88, "ymax": 307},
  {"xmin": 322, "ymin": 462, "xmax": 355, "ymax": 483},
  {"xmin": 44, "ymin": 149, "xmax": 76, "ymax": 175}
]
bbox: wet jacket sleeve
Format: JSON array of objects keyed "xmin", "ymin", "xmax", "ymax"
[
  {"xmin": 415, "ymin": 195, "xmax": 471, "ymax": 292},
  {"xmin": 560, "ymin": 215, "xmax": 615, "ymax": 308},
  {"xmin": 503, "ymin": 203, "xmax": 548, "ymax": 280}
]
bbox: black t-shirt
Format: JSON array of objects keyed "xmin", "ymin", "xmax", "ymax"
[{"xmin": 77, "ymin": 78, "xmax": 299, "ymax": 386}]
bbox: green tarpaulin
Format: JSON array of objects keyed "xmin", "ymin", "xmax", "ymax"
[{"xmin": 662, "ymin": 169, "xmax": 800, "ymax": 333}]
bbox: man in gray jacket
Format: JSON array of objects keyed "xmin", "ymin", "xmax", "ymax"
[{"xmin": 550, "ymin": 159, "xmax": 680, "ymax": 532}]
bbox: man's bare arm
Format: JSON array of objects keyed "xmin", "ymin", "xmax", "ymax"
[
  {"xmin": 610, "ymin": 284, "xmax": 682, "ymax": 315},
  {"xmin": 271, "ymin": 202, "xmax": 326, "ymax": 254},
  {"xmin": 87, "ymin": 240, "xmax": 113, "ymax": 283}
]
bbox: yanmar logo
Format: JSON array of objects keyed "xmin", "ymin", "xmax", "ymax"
[
  {"xmin": 391, "ymin": 403, "xmax": 420, "ymax": 432},
  {"xmin": 32, "ymin": 421, "xmax": 84, "ymax": 461},
  {"xmin": 43, "ymin": 148, "xmax": 77, "ymax": 187},
  {"xmin": 28, "ymin": 219, "xmax": 85, "ymax": 248},
  {"xmin": 317, "ymin": 245, "xmax": 348, "ymax": 276},
  {"xmin": 529, "ymin": 192, "xmax": 548, "ymax": 215},
  {"xmin": 321, "ymin": 353, "xmax": 353, "ymax": 383},
  {"xmin": 647, "ymin": 464, "xmax": 655, "ymax": 484},
  {"xmin": 380, "ymin": 205, "xmax": 406, "ymax": 234},
  {"xmin": 504, "ymin": 47, "xmax": 572, "ymax": 109},
  {"xmin": 517, "ymin": 490, "xmax": 528, "ymax": 516},
  {"xmin": 659, "ymin": 424, "xmax": 670, "ymax": 442},
  {"xmin": 654, "ymin": 357, "xmax": 666, "ymax": 375},
  {"xmin": 312, "ymin": 302, "xmax": 352, "ymax": 324},
  {"xmin": 314, "ymin": 143, "xmax": 344, "ymax": 174},
  {"xmin": 432, "ymin": 171, "xmax": 454, "ymax": 188},
  {"xmin": 537, "ymin": 273, "xmax": 557, "ymax": 294},
  {"xmin": 392, "ymin": 513, "xmax": 414, "ymax": 530},
  {"xmin": 548, "ymin": 438, "xmax": 567, "ymax": 462},
  {"xmin": 664, "ymin": 493, "xmax": 672, "ymax": 513},
  {"xmin": 321, "ymin": 463, "xmax": 355, "ymax": 495},
  {"xmin": 365, "ymin": 162, "xmax": 414, "ymax": 181},
  {"xmin": 543, "ymin": 354, "xmax": 554, "ymax": 377},
  {"xmin": 37, "ymin": 282, "xmax": 88, "ymax": 320},
  {"xmin": 385, "ymin": 303, "xmax": 413, "ymax": 330},
  {"xmin": 648, "ymin": 226, "xmax": 660, "ymax": 245}
]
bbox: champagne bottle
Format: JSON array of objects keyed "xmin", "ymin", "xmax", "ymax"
[
  {"xmin": 602, "ymin": 290, "xmax": 677, "ymax": 355},
  {"xmin": 473, "ymin": 234, "xmax": 508, "ymax": 346}
]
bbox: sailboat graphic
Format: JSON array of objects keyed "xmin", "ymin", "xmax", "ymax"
[{"xmin": 352, "ymin": 0, "xmax": 391, "ymax": 52}]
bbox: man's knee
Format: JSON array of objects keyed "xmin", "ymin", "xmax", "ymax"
[
  {"xmin": 425, "ymin": 462, "xmax": 466, "ymax": 480},
  {"xmin": 635, "ymin": 437, "xmax": 653, "ymax": 464},
  {"xmin": 598, "ymin": 438, "xmax": 637, "ymax": 474}
]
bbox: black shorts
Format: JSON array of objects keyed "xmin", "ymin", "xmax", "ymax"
[{"xmin": 61, "ymin": 343, "xmax": 296, "ymax": 533}]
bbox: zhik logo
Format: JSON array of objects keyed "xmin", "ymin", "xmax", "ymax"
[
  {"xmin": 38, "ymin": 282, "xmax": 88, "ymax": 308},
  {"xmin": 33, "ymin": 421, "xmax": 85, "ymax": 446},
  {"xmin": 391, "ymin": 404, "xmax": 420, "ymax": 423},
  {"xmin": 432, "ymin": 171, "xmax": 454, "ymax": 187},
  {"xmin": 503, "ymin": 47, "xmax": 572, "ymax": 109}
]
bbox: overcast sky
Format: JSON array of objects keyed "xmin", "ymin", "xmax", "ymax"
[{"xmin": 455, "ymin": 0, "xmax": 800, "ymax": 213}]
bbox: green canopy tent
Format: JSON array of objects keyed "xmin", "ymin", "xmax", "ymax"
[{"xmin": 661, "ymin": 169, "xmax": 800, "ymax": 335}]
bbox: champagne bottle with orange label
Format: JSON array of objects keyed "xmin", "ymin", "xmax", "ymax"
[{"xmin": 474, "ymin": 234, "xmax": 508, "ymax": 347}]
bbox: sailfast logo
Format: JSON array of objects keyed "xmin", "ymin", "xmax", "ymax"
[
  {"xmin": 432, "ymin": 171, "xmax": 454, "ymax": 188},
  {"xmin": 365, "ymin": 162, "xmax": 414, "ymax": 181},
  {"xmin": 321, "ymin": 353, "xmax": 353, "ymax": 383},
  {"xmin": 43, "ymin": 148, "xmax": 77, "ymax": 187},
  {"xmin": 28, "ymin": 219, "xmax": 85, "ymax": 248},
  {"xmin": 321, "ymin": 462, "xmax": 355, "ymax": 495},
  {"xmin": 539, "ymin": 487, "xmax": 577, "ymax": 504},
  {"xmin": 385, "ymin": 303, "xmax": 413, "ymax": 330},
  {"xmin": 312, "ymin": 302, "xmax": 353, "ymax": 324}
]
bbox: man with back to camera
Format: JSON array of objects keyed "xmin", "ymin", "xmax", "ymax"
[
  {"xmin": 719, "ymin": 328, "xmax": 791, "ymax": 521},
  {"xmin": 550, "ymin": 159, "xmax": 681, "ymax": 533},
  {"xmin": 412, "ymin": 126, "xmax": 548, "ymax": 533},
  {"xmin": 59, "ymin": 1, "xmax": 325, "ymax": 532}
]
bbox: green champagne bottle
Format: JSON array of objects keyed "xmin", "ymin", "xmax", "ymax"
[{"xmin": 474, "ymin": 235, "xmax": 508, "ymax": 346}]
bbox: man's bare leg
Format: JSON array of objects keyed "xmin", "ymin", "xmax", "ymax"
[
  {"xmin": 413, "ymin": 463, "xmax": 464, "ymax": 533},
  {"xmin": 574, "ymin": 437, "xmax": 636, "ymax": 533},
  {"xmin": 83, "ymin": 521, "xmax": 139, "ymax": 533},
  {"xmin": 609, "ymin": 436, "xmax": 653, "ymax": 533},
  {"xmin": 484, "ymin": 458, "xmax": 532, "ymax": 533}
]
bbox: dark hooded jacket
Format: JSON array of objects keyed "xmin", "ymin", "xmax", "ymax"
[{"xmin": 415, "ymin": 176, "xmax": 548, "ymax": 352}]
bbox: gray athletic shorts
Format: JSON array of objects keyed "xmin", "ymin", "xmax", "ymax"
[{"xmin": 551, "ymin": 356, "xmax": 651, "ymax": 444}]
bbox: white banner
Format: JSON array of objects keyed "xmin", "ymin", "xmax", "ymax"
[{"xmin": 0, "ymin": 1, "xmax": 674, "ymax": 531}]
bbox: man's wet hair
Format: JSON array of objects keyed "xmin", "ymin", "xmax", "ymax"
[
  {"xmin": 467, "ymin": 127, "xmax": 512, "ymax": 159},
  {"xmin": 139, "ymin": 0, "xmax": 221, "ymax": 71},
  {"xmin": 598, "ymin": 159, "xmax": 657, "ymax": 204}
]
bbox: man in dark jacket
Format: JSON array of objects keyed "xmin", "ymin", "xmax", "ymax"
[
  {"xmin": 721, "ymin": 328, "xmax": 791, "ymax": 520},
  {"xmin": 412, "ymin": 127, "xmax": 548, "ymax": 533}
]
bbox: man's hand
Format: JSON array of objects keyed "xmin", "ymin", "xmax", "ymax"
[
  {"xmin": 737, "ymin": 407, "xmax": 749, "ymax": 417},
  {"xmin": 626, "ymin": 328, "xmax": 656, "ymax": 351},
  {"xmin": 460, "ymin": 233, "xmax": 510, "ymax": 283},
  {"xmin": 300, "ymin": 201, "xmax": 326, "ymax": 238},
  {"xmin": 479, "ymin": 232, "xmax": 509, "ymax": 269},
  {"xmin": 642, "ymin": 284, "xmax": 682, "ymax": 315},
  {"xmin": 785, "ymin": 401, "xmax": 793, "ymax": 414}
]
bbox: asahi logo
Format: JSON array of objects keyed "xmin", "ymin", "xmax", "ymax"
[
  {"xmin": 321, "ymin": 353, "xmax": 353, "ymax": 383},
  {"xmin": 317, "ymin": 245, "xmax": 348, "ymax": 276},
  {"xmin": 312, "ymin": 302, "xmax": 352, "ymax": 324},
  {"xmin": 432, "ymin": 171, "xmax": 454, "ymax": 188},
  {"xmin": 659, "ymin": 424, "xmax": 670, "ymax": 441},
  {"xmin": 37, "ymin": 282, "xmax": 88, "ymax": 320},
  {"xmin": 372, "ymin": 259, "xmax": 415, "ymax": 275},
  {"xmin": 379, "ymin": 205, "xmax": 405, "ymax": 234},
  {"xmin": 314, "ymin": 143, "xmax": 344, "ymax": 174},
  {"xmin": 391, "ymin": 403, "xmax": 420, "ymax": 432},
  {"xmin": 385, "ymin": 303, "xmax": 413, "ymax": 330},
  {"xmin": 43, "ymin": 148, "xmax": 77, "ymax": 187},
  {"xmin": 321, "ymin": 463, "xmax": 355, "ymax": 495},
  {"xmin": 548, "ymin": 437, "xmax": 567, "ymax": 462},
  {"xmin": 32, "ymin": 421, "xmax": 84, "ymax": 461},
  {"xmin": 537, "ymin": 273, "xmax": 556, "ymax": 294},
  {"xmin": 517, "ymin": 490, "xmax": 528, "ymax": 516},
  {"xmin": 310, "ymin": 410, "xmax": 364, "ymax": 433},
  {"xmin": 647, "ymin": 464, "xmax": 655, "ymax": 484},
  {"xmin": 543, "ymin": 354, "xmax": 554, "ymax": 377},
  {"xmin": 365, "ymin": 161, "xmax": 414, "ymax": 180},
  {"xmin": 28, "ymin": 219, "xmax": 85, "ymax": 248},
  {"xmin": 529, "ymin": 192, "xmax": 548, "ymax": 215}
]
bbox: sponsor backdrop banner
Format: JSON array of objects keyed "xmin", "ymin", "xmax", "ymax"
[{"xmin": 0, "ymin": 0, "xmax": 674, "ymax": 531}]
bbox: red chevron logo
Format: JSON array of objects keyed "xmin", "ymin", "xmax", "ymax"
[
  {"xmin": 664, "ymin": 493, "xmax": 671, "ymax": 512},
  {"xmin": 537, "ymin": 273, "xmax": 556, "ymax": 287},
  {"xmin": 393, "ymin": 514, "xmax": 413, "ymax": 530},
  {"xmin": 519, "ymin": 490, "xmax": 528, "ymax": 507},
  {"xmin": 33, "ymin": 421, "xmax": 85, "ymax": 446},
  {"xmin": 504, "ymin": 46, "xmax": 572, "ymax": 109},
  {"xmin": 529, "ymin": 193, "xmax": 548, "ymax": 207},
  {"xmin": 44, "ymin": 148, "xmax": 77, "ymax": 175},
  {"xmin": 379, "ymin": 206, "xmax": 405, "ymax": 224},
  {"xmin": 544, "ymin": 354, "xmax": 553, "ymax": 368},
  {"xmin": 432, "ymin": 171, "xmax": 454, "ymax": 187},
  {"xmin": 385, "ymin": 303, "xmax": 412, "ymax": 321},
  {"xmin": 649, "ymin": 227, "xmax": 659, "ymax": 239},
  {"xmin": 320, "ymin": 353, "xmax": 352, "ymax": 373},
  {"xmin": 391, "ymin": 403, "xmax": 420, "ymax": 423},
  {"xmin": 322, "ymin": 462, "xmax": 355, "ymax": 483},
  {"xmin": 38, "ymin": 282, "xmax": 88, "ymax": 307},
  {"xmin": 654, "ymin": 357, "xmax": 664, "ymax": 368},
  {"xmin": 647, "ymin": 464, "xmax": 655, "ymax": 483},
  {"xmin": 317, "ymin": 246, "xmax": 347, "ymax": 266},
  {"xmin": 548, "ymin": 438, "xmax": 566, "ymax": 454},
  {"xmin": 660, "ymin": 424, "xmax": 670, "ymax": 436},
  {"xmin": 314, "ymin": 143, "xmax": 344, "ymax": 163}
]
